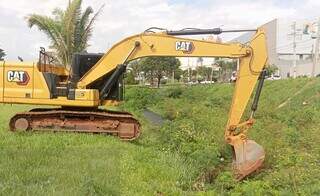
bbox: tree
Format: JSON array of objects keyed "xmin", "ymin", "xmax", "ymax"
[
  {"xmin": 0, "ymin": 48, "xmax": 5, "ymax": 60},
  {"xmin": 265, "ymin": 64, "xmax": 278, "ymax": 77},
  {"xmin": 196, "ymin": 66, "xmax": 212, "ymax": 81},
  {"xmin": 125, "ymin": 60, "xmax": 141, "ymax": 85},
  {"xmin": 125, "ymin": 71, "xmax": 138, "ymax": 85},
  {"xmin": 128, "ymin": 60, "xmax": 141, "ymax": 80},
  {"xmin": 174, "ymin": 68, "xmax": 183, "ymax": 82},
  {"xmin": 26, "ymin": 0, "xmax": 103, "ymax": 66},
  {"xmin": 197, "ymin": 57, "xmax": 204, "ymax": 66},
  {"xmin": 140, "ymin": 57, "xmax": 181, "ymax": 88},
  {"xmin": 215, "ymin": 59, "xmax": 237, "ymax": 82}
]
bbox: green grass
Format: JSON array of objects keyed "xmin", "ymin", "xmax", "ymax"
[
  {"xmin": 0, "ymin": 78, "xmax": 320, "ymax": 195},
  {"xmin": 0, "ymin": 105, "xmax": 121, "ymax": 195}
]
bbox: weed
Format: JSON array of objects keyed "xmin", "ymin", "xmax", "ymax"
[{"xmin": 0, "ymin": 78, "xmax": 319, "ymax": 194}]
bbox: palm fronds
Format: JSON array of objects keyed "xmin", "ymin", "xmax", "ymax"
[{"xmin": 26, "ymin": 0, "xmax": 103, "ymax": 66}]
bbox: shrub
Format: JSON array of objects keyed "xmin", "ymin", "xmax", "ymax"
[
  {"xmin": 166, "ymin": 87, "xmax": 183, "ymax": 99},
  {"xmin": 123, "ymin": 87, "xmax": 160, "ymax": 110}
]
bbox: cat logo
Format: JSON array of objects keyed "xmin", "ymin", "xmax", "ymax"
[
  {"xmin": 76, "ymin": 91, "xmax": 86, "ymax": 98},
  {"xmin": 175, "ymin": 41, "xmax": 194, "ymax": 53},
  {"xmin": 7, "ymin": 71, "xmax": 30, "ymax": 85}
]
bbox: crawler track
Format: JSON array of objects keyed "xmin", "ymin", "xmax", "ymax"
[{"xmin": 9, "ymin": 108, "xmax": 140, "ymax": 140}]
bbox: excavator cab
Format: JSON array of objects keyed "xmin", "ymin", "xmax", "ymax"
[
  {"xmin": 37, "ymin": 49, "xmax": 125, "ymax": 102},
  {"xmin": 68, "ymin": 53, "xmax": 125, "ymax": 102},
  {"xmin": 69, "ymin": 53, "xmax": 104, "ymax": 83}
]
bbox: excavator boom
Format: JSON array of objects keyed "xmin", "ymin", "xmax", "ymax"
[{"xmin": 78, "ymin": 31, "xmax": 251, "ymax": 88}]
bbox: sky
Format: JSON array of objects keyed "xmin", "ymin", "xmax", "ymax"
[{"xmin": 0, "ymin": 0, "xmax": 319, "ymax": 61}]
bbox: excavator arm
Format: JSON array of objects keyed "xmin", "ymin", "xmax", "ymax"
[
  {"xmin": 77, "ymin": 28, "xmax": 268, "ymax": 179},
  {"xmin": 224, "ymin": 31, "xmax": 268, "ymax": 179}
]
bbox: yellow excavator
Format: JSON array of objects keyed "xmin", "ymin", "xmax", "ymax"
[{"xmin": 0, "ymin": 27, "xmax": 268, "ymax": 179}]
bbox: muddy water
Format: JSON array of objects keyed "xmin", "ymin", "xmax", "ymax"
[{"xmin": 143, "ymin": 109, "xmax": 164, "ymax": 126}]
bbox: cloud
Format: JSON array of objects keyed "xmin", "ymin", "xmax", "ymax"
[{"xmin": 0, "ymin": 0, "xmax": 319, "ymax": 61}]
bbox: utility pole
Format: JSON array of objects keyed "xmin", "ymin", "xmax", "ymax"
[
  {"xmin": 312, "ymin": 18, "xmax": 320, "ymax": 77},
  {"xmin": 237, "ymin": 59, "xmax": 240, "ymax": 71},
  {"xmin": 292, "ymin": 22, "xmax": 297, "ymax": 78},
  {"xmin": 187, "ymin": 58, "xmax": 190, "ymax": 83},
  {"xmin": 211, "ymin": 63, "xmax": 214, "ymax": 82},
  {"xmin": 172, "ymin": 70, "xmax": 175, "ymax": 84}
]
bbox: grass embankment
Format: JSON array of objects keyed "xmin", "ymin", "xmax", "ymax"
[{"xmin": 0, "ymin": 78, "xmax": 319, "ymax": 195}]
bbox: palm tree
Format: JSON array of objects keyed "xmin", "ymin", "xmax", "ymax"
[
  {"xmin": 0, "ymin": 48, "xmax": 5, "ymax": 60},
  {"xmin": 26, "ymin": 0, "xmax": 103, "ymax": 66}
]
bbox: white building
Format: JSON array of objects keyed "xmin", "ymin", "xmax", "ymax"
[{"xmin": 233, "ymin": 18, "xmax": 319, "ymax": 78}]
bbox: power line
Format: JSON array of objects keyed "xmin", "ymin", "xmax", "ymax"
[
  {"xmin": 292, "ymin": 22, "xmax": 297, "ymax": 78},
  {"xmin": 274, "ymin": 39, "xmax": 312, "ymax": 49},
  {"xmin": 295, "ymin": 45, "xmax": 313, "ymax": 50},
  {"xmin": 270, "ymin": 38, "xmax": 313, "ymax": 51},
  {"xmin": 312, "ymin": 18, "xmax": 320, "ymax": 77}
]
